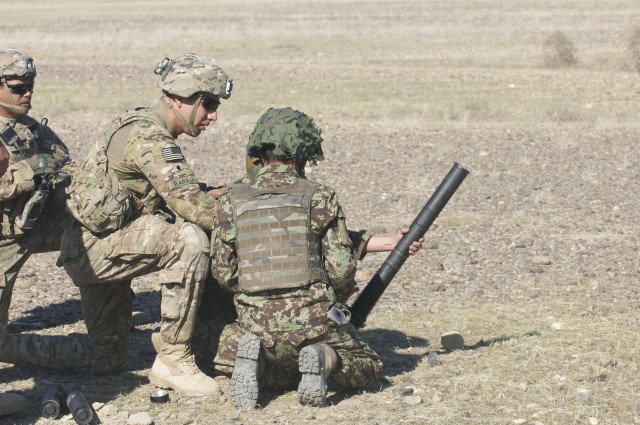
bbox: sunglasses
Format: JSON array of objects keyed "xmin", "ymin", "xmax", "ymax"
[
  {"xmin": 201, "ymin": 95, "xmax": 220, "ymax": 112},
  {"xmin": 6, "ymin": 82, "xmax": 34, "ymax": 95}
]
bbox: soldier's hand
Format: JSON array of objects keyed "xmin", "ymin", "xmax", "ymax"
[
  {"xmin": 395, "ymin": 226, "xmax": 425, "ymax": 256},
  {"xmin": 205, "ymin": 180, "xmax": 228, "ymax": 199},
  {"xmin": 206, "ymin": 187, "xmax": 228, "ymax": 198},
  {"xmin": 25, "ymin": 154, "xmax": 56, "ymax": 176}
]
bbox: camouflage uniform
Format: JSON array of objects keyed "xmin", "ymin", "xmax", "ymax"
[
  {"xmin": 0, "ymin": 114, "xmax": 69, "ymax": 325},
  {"xmin": 208, "ymin": 164, "xmax": 382, "ymax": 391},
  {"xmin": 58, "ymin": 101, "xmax": 216, "ymax": 374},
  {"xmin": 0, "ymin": 48, "xmax": 71, "ymax": 323},
  {"xmin": 1, "ymin": 54, "xmax": 231, "ymax": 388}
]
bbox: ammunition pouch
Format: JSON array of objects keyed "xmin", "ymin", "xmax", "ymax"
[
  {"xmin": 64, "ymin": 155, "xmax": 133, "ymax": 234},
  {"xmin": 15, "ymin": 186, "xmax": 49, "ymax": 230}
]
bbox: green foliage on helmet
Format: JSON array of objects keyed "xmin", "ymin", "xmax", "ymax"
[
  {"xmin": 247, "ymin": 107, "xmax": 324, "ymax": 162},
  {"xmin": 154, "ymin": 53, "xmax": 232, "ymax": 99},
  {"xmin": 0, "ymin": 48, "xmax": 36, "ymax": 79}
]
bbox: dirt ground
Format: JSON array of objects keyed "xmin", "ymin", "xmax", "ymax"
[{"xmin": 1, "ymin": 1, "xmax": 639, "ymax": 424}]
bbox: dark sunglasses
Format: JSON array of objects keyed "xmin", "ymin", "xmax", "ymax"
[
  {"xmin": 201, "ymin": 95, "xmax": 220, "ymax": 112},
  {"xmin": 6, "ymin": 82, "xmax": 34, "ymax": 95}
]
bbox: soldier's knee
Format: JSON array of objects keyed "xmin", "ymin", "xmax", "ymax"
[{"xmin": 178, "ymin": 222, "xmax": 209, "ymax": 255}]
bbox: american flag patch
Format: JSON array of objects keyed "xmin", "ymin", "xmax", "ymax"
[{"xmin": 162, "ymin": 145, "xmax": 185, "ymax": 162}]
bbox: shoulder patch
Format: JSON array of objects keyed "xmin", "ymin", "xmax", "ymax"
[{"xmin": 162, "ymin": 145, "xmax": 185, "ymax": 162}]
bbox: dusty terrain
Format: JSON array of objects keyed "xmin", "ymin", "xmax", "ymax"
[{"xmin": 1, "ymin": 1, "xmax": 639, "ymax": 424}]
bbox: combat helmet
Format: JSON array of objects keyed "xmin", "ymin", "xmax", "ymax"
[
  {"xmin": 0, "ymin": 48, "xmax": 36, "ymax": 81},
  {"xmin": 0, "ymin": 48, "xmax": 36, "ymax": 115},
  {"xmin": 154, "ymin": 53, "xmax": 232, "ymax": 99},
  {"xmin": 247, "ymin": 107, "xmax": 324, "ymax": 163}
]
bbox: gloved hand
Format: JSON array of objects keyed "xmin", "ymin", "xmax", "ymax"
[{"xmin": 24, "ymin": 154, "xmax": 57, "ymax": 176}]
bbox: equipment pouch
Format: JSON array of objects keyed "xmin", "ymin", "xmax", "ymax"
[
  {"xmin": 15, "ymin": 187, "xmax": 49, "ymax": 230},
  {"xmin": 64, "ymin": 148, "xmax": 133, "ymax": 234},
  {"xmin": 0, "ymin": 124, "xmax": 20, "ymax": 146}
]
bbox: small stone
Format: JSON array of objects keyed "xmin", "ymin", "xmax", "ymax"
[
  {"xmin": 587, "ymin": 417, "xmax": 598, "ymax": 425},
  {"xmin": 599, "ymin": 357, "xmax": 618, "ymax": 367},
  {"xmin": 392, "ymin": 386, "xmax": 414, "ymax": 396},
  {"xmin": 441, "ymin": 331, "xmax": 465, "ymax": 351},
  {"xmin": 92, "ymin": 401, "xmax": 105, "ymax": 411},
  {"xmin": 128, "ymin": 412, "xmax": 154, "ymax": 425},
  {"xmin": 550, "ymin": 322, "xmax": 564, "ymax": 331},
  {"xmin": 431, "ymin": 392, "xmax": 443, "ymax": 403},
  {"xmin": 529, "ymin": 267, "xmax": 544, "ymax": 273},
  {"xmin": 101, "ymin": 404, "xmax": 118, "ymax": 417},
  {"xmin": 427, "ymin": 352, "xmax": 441, "ymax": 366},
  {"xmin": 512, "ymin": 420, "xmax": 527, "ymax": 425},
  {"xmin": 131, "ymin": 311, "xmax": 152, "ymax": 327},
  {"xmin": 591, "ymin": 372, "xmax": 607, "ymax": 382},
  {"xmin": 577, "ymin": 388, "xmax": 593, "ymax": 405},
  {"xmin": 403, "ymin": 395, "xmax": 422, "ymax": 405},
  {"xmin": 531, "ymin": 256, "xmax": 552, "ymax": 266},
  {"xmin": 426, "ymin": 260, "xmax": 444, "ymax": 271},
  {"xmin": 16, "ymin": 280, "xmax": 34, "ymax": 290}
]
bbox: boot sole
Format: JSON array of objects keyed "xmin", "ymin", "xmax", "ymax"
[
  {"xmin": 297, "ymin": 345, "xmax": 327, "ymax": 406},
  {"xmin": 231, "ymin": 334, "xmax": 261, "ymax": 410}
]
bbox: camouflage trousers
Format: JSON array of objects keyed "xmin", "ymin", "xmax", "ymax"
[
  {"xmin": 207, "ymin": 297, "xmax": 382, "ymax": 390},
  {"xmin": 0, "ymin": 215, "xmax": 210, "ymax": 374},
  {"xmin": 0, "ymin": 207, "xmax": 67, "ymax": 325}
]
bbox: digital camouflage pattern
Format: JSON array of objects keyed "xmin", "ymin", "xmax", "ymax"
[
  {"xmin": 247, "ymin": 107, "xmax": 324, "ymax": 162},
  {"xmin": 155, "ymin": 53, "xmax": 232, "ymax": 99},
  {"xmin": 0, "ymin": 114, "xmax": 69, "ymax": 325},
  {"xmin": 0, "ymin": 48, "xmax": 36, "ymax": 79},
  {"xmin": 204, "ymin": 164, "xmax": 381, "ymax": 390}
]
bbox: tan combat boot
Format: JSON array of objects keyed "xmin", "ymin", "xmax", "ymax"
[
  {"xmin": 297, "ymin": 343, "xmax": 339, "ymax": 407},
  {"xmin": 0, "ymin": 393, "xmax": 26, "ymax": 416},
  {"xmin": 230, "ymin": 333, "xmax": 262, "ymax": 410},
  {"xmin": 149, "ymin": 333, "xmax": 219, "ymax": 396}
]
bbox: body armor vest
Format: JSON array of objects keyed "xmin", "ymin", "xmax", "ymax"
[
  {"xmin": 65, "ymin": 109, "xmax": 164, "ymax": 233},
  {"xmin": 0, "ymin": 116, "xmax": 59, "ymax": 238},
  {"xmin": 229, "ymin": 178, "xmax": 327, "ymax": 293}
]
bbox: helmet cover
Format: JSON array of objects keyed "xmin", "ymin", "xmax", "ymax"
[
  {"xmin": 154, "ymin": 53, "xmax": 232, "ymax": 99},
  {"xmin": 247, "ymin": 107, "xmax": 324, "ymax": 162},
  {"xmin": 0, "ymin": 48, "xmax": 36, "ymax": 80}
]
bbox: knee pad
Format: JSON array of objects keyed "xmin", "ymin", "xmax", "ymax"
[{"xmin": 178, "ymin": 222, "xmax": 209, "ymax": 254}]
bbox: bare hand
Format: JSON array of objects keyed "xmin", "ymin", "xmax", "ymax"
[
  {"xmin": 395, "ymin": 226, "xmax": 425, "ymax": 255},
  {"xmin": 206, "ymin": 187, "xmax": 227, "ymax": 198},
  {"xmin": 206, "ymin": 180, "xmax": 228, "ymax": 199}
]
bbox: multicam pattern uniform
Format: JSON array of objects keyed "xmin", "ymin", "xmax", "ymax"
[
  {"xmin": 0, "ymin": 115, "xmax": 69, "ymax": 325},
  {"xmin": 4, "ymin": 102, "xmax": 217, "ymax": 374},
  {"xmin": 207, "ymin": 164, "xmax": 381, "ymax": 390}
]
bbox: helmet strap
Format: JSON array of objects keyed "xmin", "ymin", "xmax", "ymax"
[
  {"xmin": 162, "ymin": 94, "xmax": 199, "ymax": 137},
  {"xmin": 0, "ymin": 79, "xmax": 29, "ymax": 115},
  {"xmin": 187, "ymin": 95, "xmax": 203, "ymax": 136}
]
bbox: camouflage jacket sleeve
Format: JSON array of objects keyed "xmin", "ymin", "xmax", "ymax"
[
  {"xmin": 348, "ymin": 229, "xmax": 373, "ymax": 260},
  {"xmin": 125, "ymin": 125, "xmax": 218, "ymax": 231},
  {"xmin": 209, "ymin": 192, "xmax": 238, "ymax": 292},
  {"xmin": 311, "ymin": 184, "xmax": 359, "ymax": 304}
]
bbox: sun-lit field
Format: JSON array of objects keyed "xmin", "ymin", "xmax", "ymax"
[{"xmin": 1, "ymin": 1, "xmax": 639, "ymax": 424}]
